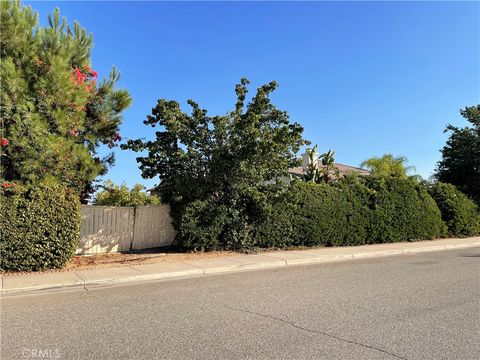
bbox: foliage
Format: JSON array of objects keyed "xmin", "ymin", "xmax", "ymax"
[
  {"xmin": 427, "ymin": 182, "xmax": 480, "ymax": 236},
  {"xmin": 172, "ymin": 175, "xmax": 455, "ymax": 251},
  {"xmin": 318, "ymin": 149, "xmax": 339, "ymax": 183},
  {"xmin": 302, "ymin": 145, "xmax": 320, "ymax": 183},
  {"xmin": 255, "ymin": 177, "xmax": 446, "ymax": 249},
  {"xmin": 253, "ymin": 192, "xmax": 295, "ymax": 248},
  {"xmin": 0, "ymin": 1, "xmax": 131, "ymax": 202},
  {"xmin": 0, "ymin": 182, "xmax": 81, "ymax": 271},
  {"xmin": 177, "ymin": 200, "xmax": 227, "ymax": 251},
  {"xmin": 365, "ymin": 177, "xmax": 447, "ymax": 243},
  {"xmin": 361, "ymin": 154, "xmax": 416, "ymax": 179},
  {"xmin": 93, "ymin": 180, "xmax": 160, "ymax": 207},
  {"xmin": 288, "ymin": 181, "xmax": 369, "ymax": 246},
  {"xmin": 123, "ymin": 78, "xmax": 308, "ymax": 249},
  {"xmin": 302, "ymin": 145, "xmax": 339, "ymax": 184},
  {"xmin": 436, "ymin": 105, "xmax": 480, "ymax": 205}
]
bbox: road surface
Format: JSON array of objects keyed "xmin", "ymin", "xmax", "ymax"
[{"xmin": 2, "ymin": 247, "xmax": 479, "ymax": 359}]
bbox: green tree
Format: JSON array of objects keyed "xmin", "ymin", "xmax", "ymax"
[
  {"xmin": 93, "ymin": 180, "xmax": 160, "ymax": 207},
  {"xmin": 361, "ymin": 154, "xmax": 415, "ymax": 179},
  {"xmin": 0, "ymin": 1, "xmax": 132, "ymax": 202},
  {"xmin": 436, "ymin": 105, "xmax": 480, "ymax": 204},
  {"xmin": 123, "ymin": 78, "xmax": 307, "ymax": 249}
]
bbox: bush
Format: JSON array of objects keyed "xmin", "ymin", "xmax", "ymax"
[
  {"xmin": 0, "ymin": 183, "xmax": 81, "ymax": 271},
  {"xmin": 255, "ymin": 177, "xmax": 447, "ymax": 248},
  {"xmin": 254, "ymin": 180, "xmax": 371, "ymax": 247},
  {"xmin": 289, "ymin": 182, "xmax": 370, "ymax": 246},
  {"xmin": 253, "ymin": 192, "xmax": 295, "ymax": 248},
  {"xmin": 177, "ymin": 200, "xmax": 227, "ymax": 251},
  {"xmin": 177, "ymin": 177, "xmax": 451, "ymax": 251},
  {"xmin": 365, "ymin": 177, "xmax": 447, "ymax": 243},
  {"xmin": 427, "ymin": 182, "xmax": 480, "ymax": 236}
]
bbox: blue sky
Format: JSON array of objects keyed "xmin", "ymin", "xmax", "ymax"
[{"xmin": 27, "ymin": 1, "xmax": 479, "ymax": 189}]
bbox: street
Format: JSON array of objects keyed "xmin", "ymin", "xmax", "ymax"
[{"xmin": 2, "ymin": 247, "xmax": 479, "ymax": 360}]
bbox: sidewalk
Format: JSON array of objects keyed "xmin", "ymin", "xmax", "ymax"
[{"xmin": 2, "ymin": 237, "xmax": 479, "ymax": 296}]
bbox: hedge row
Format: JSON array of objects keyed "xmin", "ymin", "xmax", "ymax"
[
  {"xmin": 178, "ymin": 177, "xmax": 480, "ymax": 251},
  {"xmin": 2, "ymin": 178, "xmax": 478, "ymax": 271},
  {"xmin": 0, "ymin": 183, "xmax": 81, "ymax": 271},
  {"xmin": 255, "ymin": 178, "xmax": 448, "ymax": 248},
  {"xmin": 365, "ymin": 178, "xmax": 447, "ymax": 243},
  {"xmin": 427, "ymin": 182, "xmax": 480, "ymax": 236}
]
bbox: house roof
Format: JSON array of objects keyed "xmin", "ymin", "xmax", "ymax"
[
  {"xmin": 147, "ymin": 162, "xmax": 369, "ymax": 194},
  {"xmin": 288, "ymin": 161, "xmax": 370, "ymax": 177}
]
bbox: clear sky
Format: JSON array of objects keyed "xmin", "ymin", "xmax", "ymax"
[{"xmin": 26, "ymin": 1, "xmax": 479, "ymax": 189}]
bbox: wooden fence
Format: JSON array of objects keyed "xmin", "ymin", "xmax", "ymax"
[{"xmin": 77, "ymin": 205, "xmax": 176, "ymax": 254}]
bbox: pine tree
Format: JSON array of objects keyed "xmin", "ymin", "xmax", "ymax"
[{"xmin": 0, "ymin": 1, "xmax": 132, "ymax": 201}]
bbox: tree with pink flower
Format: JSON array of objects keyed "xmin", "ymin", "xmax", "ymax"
[{"xmin": 0, "ymin": 1, "xmax": 132, "ymax": 202}]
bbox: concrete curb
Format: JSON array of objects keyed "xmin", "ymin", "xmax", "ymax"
[{"xmin": 2, "ymin": 239, "xmax": 479, "ymax": 296}]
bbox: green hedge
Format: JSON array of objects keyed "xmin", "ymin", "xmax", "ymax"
[
  {"xmin": 253, "ymin": 193, "xmax": 295, "ymax": 248},
  {"xmin": 288, "ymin": 182, "xmax": 370, "ymax": 247},
  {"xmin": 427, "ymin": 182, "xmax": 480, "ymax": 236},
  {"xmin": 365, "ymin": 177, "xmax": 447, "ymax": 243},
  {"xmin": 176, "ymin": 177, "xmax": 453, "ymax": 251},
  {"xmin": 255, "ymin": 178, "xmax": 446, "ymax": 248},
  {"xmin": 0, "ymin": 183, "xmax": 81, "ymax": 271}
]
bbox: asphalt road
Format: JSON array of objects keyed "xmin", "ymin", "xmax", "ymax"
[{"xmin": 2, "ymin": 248, "xmax": 479, "ymax": 360}]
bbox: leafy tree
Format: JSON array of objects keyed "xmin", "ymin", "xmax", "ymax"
[
  {"xmin": 0, "ymin": 1, "xmax": 132, "ymax": 202},
  {"xmin": 361, "ymin": 154, "xmax": 415, "ymax": 179},
  {"xmin": 93, "ymin": 180, "xmax": 160, "ymax": 207},
  {"xmin": 123, "ymin": 78, "xmax": 307, "ymax": 249},
  {"xmin": 436, "ymin": 105, "xmax": 480, "ymax": 204}
]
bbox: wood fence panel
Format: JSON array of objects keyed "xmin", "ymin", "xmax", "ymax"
[
  {"xmin": 77, "ymin": 206, "xmax": 135, "ymax": 254},
  {"xmin": 77, "ymin": 205, "xmax": 175, "ymax": 254},
  {"xmin": 131, "ymin": 205, "xmax": 176, "ymax": 250}
]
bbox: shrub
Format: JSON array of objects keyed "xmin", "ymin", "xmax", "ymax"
[
  {"xmin": 255, "ymin": 177, "xmax": 446, "ymax": 248},
  {"xmin": 333, "ymin": 176, "xmax": 373, "ymax": 245},
  {"xmin": 177, "ymin": 200, "xmax": 227, "ymax": 251},
  {"xmin": 427, "ymin": 182, "xmax": 480, "ymax": 236},
  {"xmin": 255, "ymin": 180, "xmax": 371, "ymax": 247},
  {"xmin": 365, "ymin": 177, "xmax": 447, "ymax": 243},
  {"xmin": 178, "ymin": 177, "xmax": 450, "ymax": 251},
  {"xmin": 0, "ymin": 183, "xmax": 81, "ymax": 271},
  {"xmin": 253, "ymin": 192, "xmax": 295, "ymax": 248},
  {"xmin": 288, "ymin": 182, "xmax": 369, "ymax": 247}
]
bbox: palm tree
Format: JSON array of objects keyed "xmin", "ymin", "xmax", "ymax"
[
  {"xmin": 318, "ymin": 149, "xmax": 339, "ymax": 183},
  {"xmin": 361, "ymin": 154, "xmax": 416, "ymax": 179}
]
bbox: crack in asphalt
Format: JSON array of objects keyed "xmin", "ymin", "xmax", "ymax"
[
  {"xmin": 73, "ymin": 272, "xmax": 89, "ymax": 291},
  {"xmin": 225, "ymin": 305, "xmax": 408, "ymax": 360}
]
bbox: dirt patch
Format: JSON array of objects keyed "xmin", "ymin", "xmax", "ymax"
[
  {"xmin": 1, "ymin": 249, "xmax": 237, "ymax": 277},
  {"xmin": 0, "ymin": 245, "xmax": 330, "ymax": 277}
]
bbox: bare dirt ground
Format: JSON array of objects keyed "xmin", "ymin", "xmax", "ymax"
[
  {"xmin": 1, "ymin": 245, "xmax": 325, "ymax": 277},
  {"xmin": 1, "ymin": 249, "xmax": 236, "ymax": 276}
]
